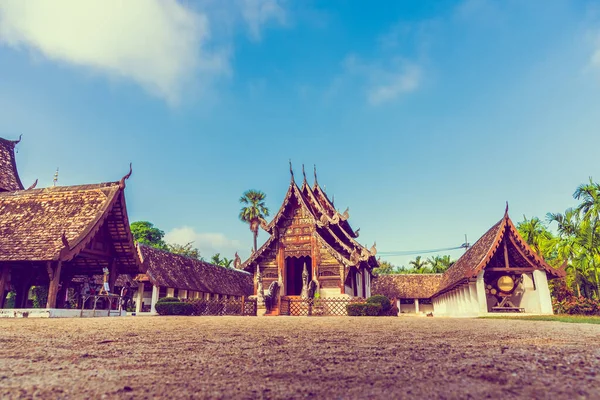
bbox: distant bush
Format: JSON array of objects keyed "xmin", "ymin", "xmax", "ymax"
[
  {"xmin": 553, "ymin": 297, "xmax": 600, "ymax": 316},
  {"xmin": 366, "ymin": 295, "xmax": 391, "ymax": 315},
  {"xmin": 155, "ymin": 302, "xmax": 193, "ymax": 316},
  {"xmin": 364, "ymin": 303, "xmax": 382, "ymax": 316},
  {"xmin": 157, "ymin": 297, "xmax": 180, "ymax": 304},
  {"xmin": 347, "ymin": 303, "xmax": 366, "ymax": 316}
]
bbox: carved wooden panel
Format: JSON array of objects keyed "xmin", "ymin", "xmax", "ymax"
[{"xmin": 319, "ymin": 279, "xmax": 341, "ymax": 289}]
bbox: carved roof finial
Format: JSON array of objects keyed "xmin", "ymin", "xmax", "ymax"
[
  {"xmin": 26, "ymin": 179, "xmax": 38, "ymax": 190},
  {"xmin": 53, "ymin": 168, "xmax": 59, "ymax": 187},
  {"xmin": 302, "ymin": 164, "xmax": 307, "ymax": 182},
  {"xmin": 289, "ymin": 160, "xmax": 294, "ymax": 182},
  {"xmin": 15, "ymin": 134, "xmax": 22, "ymax": 144},
  {"xmin": 61, "ymin": 231, "xmax": 70, "ymax": 249},
  {"xmin": 314, "ymin": 164, "xmax": 318, "ymax": 185},
  {"xmin": 505, "ymin": 201, "xmax": 509, "ymax": 217},
  {"xmin": 119, "ymin": 163, "xmax": 133, "ymax": 189}
]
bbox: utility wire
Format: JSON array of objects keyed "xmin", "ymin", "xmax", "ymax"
[{"xmin": 378, "ymin": 244, "xmax": 469, "ymax": 257}]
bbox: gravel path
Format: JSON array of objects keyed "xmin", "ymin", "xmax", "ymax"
[{"xmin": 0, "ymin": 316, "xmax": 599, "ymax": 399}]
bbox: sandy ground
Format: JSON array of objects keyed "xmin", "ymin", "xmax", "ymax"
[{"xmin": 0, "ymin": 316, "xmax": 599, "ymax": 399}]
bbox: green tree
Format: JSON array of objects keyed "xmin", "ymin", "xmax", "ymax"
[
  {"xmin": 546, "ymin": 178, "xmax": 600, "ymax": 299},
  {"xmin": 374, "ymin": 260, "xmax": 397, "ymax": 275},
  {"xmin": 130, "ymin": 221, "xmax": 167, "ymax": 249},
  {"xmin": 167, "ymin": 242, "xmax": 202, "ymax": 260},
  {"xmin": 517, "ymin": 216, "xmax": 554, "ymax": 257},
  {"xmin": 210, "ymin": 253, "xmax": 233, "ymax": 268},
  {"xmin": 408, "ymin": 256, "xmax": 430, "ymax": 274},
  {"xmin": 573, "ymin": 178, "xmax": 600, "ymax": 298},
  {"xmin": 239, "ymin": 190, "xmax": 269, "ymax": 252},
  {"xmin": 426, "ymin": 255, "xmax": 453, "ymax": 273}
]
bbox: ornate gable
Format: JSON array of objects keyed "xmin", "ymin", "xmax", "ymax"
[{"xmin": 436, "ymin": 208, "xmax": 565, "ymax": 296}]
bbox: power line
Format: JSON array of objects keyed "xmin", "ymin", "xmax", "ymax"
[
  {"xmin": 378, "ymin": 236, "xmax": 470, "ymax": 257},
  {"xmin": 378, "ymin": 246, "xmax": 464, "ymax": 257}
]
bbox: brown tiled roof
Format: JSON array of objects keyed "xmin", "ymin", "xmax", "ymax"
[
  {"xmin": 138, "ymin": 244, "xmax": 254, "ymax": 297},
  {"xmin": 372, "ymin": 274, "xmax": 443, "ymax": 299},
  {"xmin": 0, "ymin": 182, "xmax": 124, "ymax": 261},
  {"xmin": 0, "ymin": 137, "xmax": 24, "ymax": 192}
]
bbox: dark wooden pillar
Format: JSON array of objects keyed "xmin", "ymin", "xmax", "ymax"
[
  {"xmin": 46, "ymin": 261, "xmax": 62, "ymax": 308},
  {"xmin": 56, "ymin": 274, "xmax": 73, "ymax": 309},
  {"xmin": 0, "ymin": 265, "xmax": 9, "ymax": 309},
  {"xmin": 109, "ymin": 259, "xmax": 117, "ymax": 293},
  {"xmin": 362, "ymin": 268, "xmax": 367, "ymax": 298}
]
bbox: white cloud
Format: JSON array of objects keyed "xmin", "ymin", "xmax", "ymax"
[
  {"xmin": 338, "ymin": 55, "xmax": 422, "ymax": 105},
  {"xmin": 164, "ymin": 226, "xmax": 242, "ymax": 259},
  {"xmin": 367, "ymin": 64, "xmax": 421, "ymax": 105},
  {"xmin": 238, "ymin": 0, "xmax": 286, "ymax": 41},
  {"xmin": 0, "ymin": 0, "xmax": 283, "ymax": 104}
]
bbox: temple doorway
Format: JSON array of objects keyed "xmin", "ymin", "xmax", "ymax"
[{"xmin": 285, "ymin": 256, "xmax": 312, "ymax": 296}]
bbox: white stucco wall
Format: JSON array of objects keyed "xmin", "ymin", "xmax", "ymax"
[{"xmin": 533, "ymin": 270, "xmax": 553, "ymax": 314}]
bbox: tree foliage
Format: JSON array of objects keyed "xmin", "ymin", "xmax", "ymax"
[
  {"xmin": 239, "ymin": 190, "xmax": 269, "ymax": 251},
  {"xmin": 167, "ymin": 242, "xmax": 202, "ymax": 260},
  {"xmin": 131, "ymin": 221, "xmax": 202, "ymax": 260},
  {"xmin": 374, "ymin": 256, "xmax": 455, "ymax": 275},
  {"xmin": 534, "ymin": 177, "xmax": 600, "ymax": 299},
  {"xmin": 130, "ymin": 221, "xmax": 167, "ymax": 249},
  {"xmin": 210, "ymin": 253, "xmax": 233, "ymax": 268}
]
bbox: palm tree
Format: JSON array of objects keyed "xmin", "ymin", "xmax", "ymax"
[
  {"xmin": 239, "ymin": 190, "xmax": 270, "ymax": 252},
  {"xmin": 427, "ymin": 255, "xmax": 453, "ymax": 273},
  {"xmin": 573, "ymin": 178, "xmax": 600, "ymax": 298},
  {"xmin": 409, "ymin": 256, "xmax": 430, "ymax": 274},
  {"xmin": 517, "ymin": 216, "xmax": 554, "ymax": 257}
]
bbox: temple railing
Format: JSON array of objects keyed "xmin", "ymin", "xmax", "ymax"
[
  {"xmin": 183, "ymin": 298, "xmax": 257, "ymax": 316},
  {"xmin": 279, "ymin": 296, "xmax": 364, "ymax": 316}
]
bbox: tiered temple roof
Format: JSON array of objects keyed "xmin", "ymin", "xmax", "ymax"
[
  {"xmin": 373, "ymin": 208, "xmax": 565, "ymax": 299},
  {"xmin": 138, "ymin": 245, "xmax": 254, "ymax": 297},
  {"xmin": 243, "ymin": 165, "xmax": 377, "ymax": 272},
  {"xmin": 0, "ymin": 137, "xmax": 24, "ymax": 192}
]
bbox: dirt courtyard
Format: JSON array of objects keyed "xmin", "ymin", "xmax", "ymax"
[{"xmin": 0, "ymin": 316, "xmax": 599, "ymax": 399}]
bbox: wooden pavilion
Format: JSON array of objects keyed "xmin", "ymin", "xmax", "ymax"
[
  {"xmin": 0, "ymin": 136, "xmax": 143, "ymax": 312},
  {"xmin": 241, "ymin": 165, "xmax": 378, "ymax": 314},
  {"xmin": 373, "ymin": 206, "xmax": 566, "ymax": 316}
]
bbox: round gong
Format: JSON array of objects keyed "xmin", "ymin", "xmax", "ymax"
[{"xmin": 497, "ymin": 275, "xmax": 515, "ymax": 293}]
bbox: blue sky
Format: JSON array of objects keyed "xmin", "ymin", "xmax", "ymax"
[{"xmin": 1, "ymin": 0, "xmax": 600, "ymax": 266}]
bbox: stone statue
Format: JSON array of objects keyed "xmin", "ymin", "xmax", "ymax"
[
  {"xmin": 234, "ymin": 252, "xmax": 242, "ymax": 269},
  {"xmin": 256, "ymin": 264, "xmax": 264, "ymax": 306},
  {"xmin": 307, "ymin": 280, "xmax": 317, "ymax": 299},
  {"xmin": 301, "ymin": 262, "xmax": 309, "ymax": 299},
  {"xmin": 264, "ymin": 281, "xmax": 280, "ymax": 313}
]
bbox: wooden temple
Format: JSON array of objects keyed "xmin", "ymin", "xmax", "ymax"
[
  {"xmin": 373, "ymin": 206, "xmax": 565, "ymax": 316},
  {"xmin": 0, "ymin": 136, "xmax": 143, "ymax": 312},
  {"xmin": 241, "ymin": 165, "xmax": 378, "ymax": 314}
]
